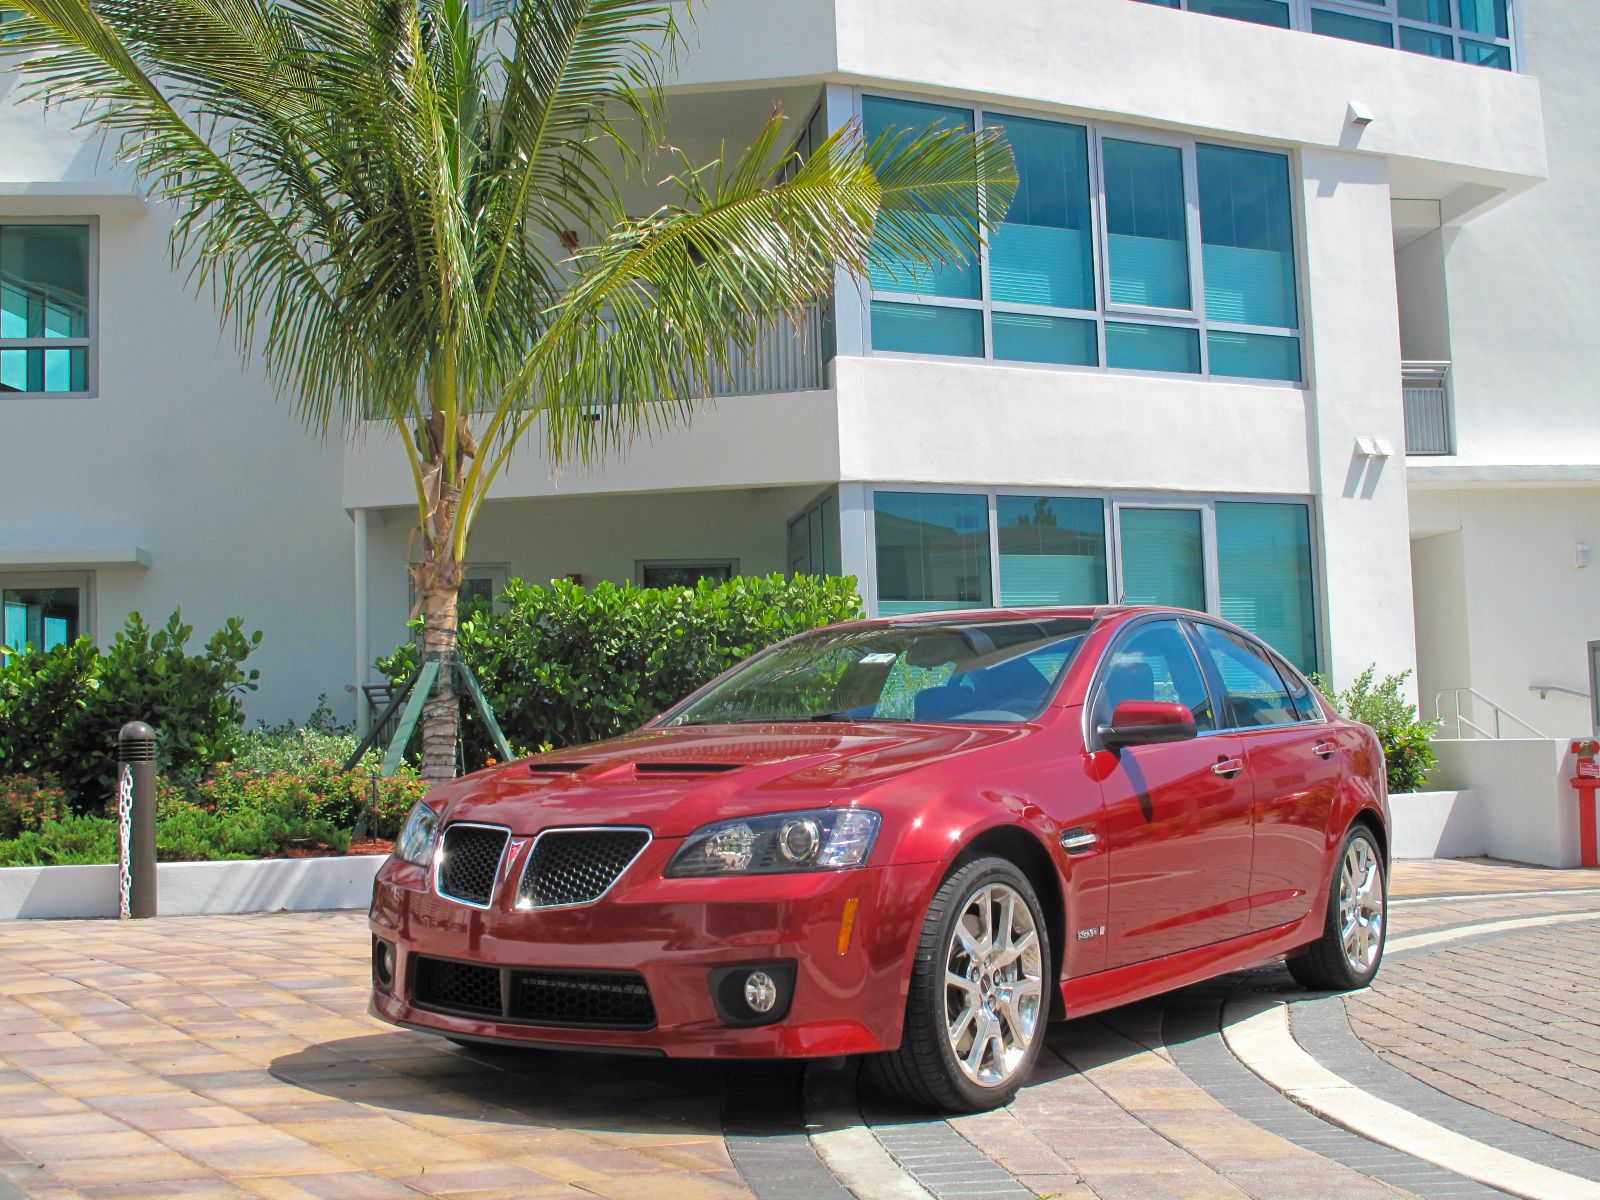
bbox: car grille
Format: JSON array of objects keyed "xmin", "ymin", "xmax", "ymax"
[
  {"xmin": 436, "ymin": 824, "xmax": 509, "ymax": 907},
  {"xmin": 411, "ymin": 957, "xmax": 656, "ymax": 1029},
  {"xmin": 512, "ymin": 969, "xmax": 656, "ymax": 1029},
  {"xmin": 517, "ymin": 828, "xmax": 651, "ymax": 909},
  {"xmin": 413, "ymin": 957, "xmax": 502, "ymax": 1016}
]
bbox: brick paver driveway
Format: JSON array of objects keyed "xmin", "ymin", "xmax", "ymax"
[{"xmin": 2, "ymin": 858, "xmax": 1598, "ymax": 1200}]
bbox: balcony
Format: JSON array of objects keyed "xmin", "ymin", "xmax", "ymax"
[
  {"xmin": 1132, "ymin": 0, "xmax": 1517, "ymax": 72},
  {"xmin": 1403, "ymin": 361, "xmax": 1452, "ymax": 455}
]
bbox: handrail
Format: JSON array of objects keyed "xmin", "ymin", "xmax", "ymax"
[
  {"xmin": 1530, "ymin": 683, "xmax": 1591, "ymax": 701},
  {"xmin": 1435, "ymin": 687, "xmax": 1548, "ymax": 740}
]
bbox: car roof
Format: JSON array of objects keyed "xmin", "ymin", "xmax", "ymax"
[{"xmin": 837, "ymin": 604, "xmax": 1199, "ymax": 629}]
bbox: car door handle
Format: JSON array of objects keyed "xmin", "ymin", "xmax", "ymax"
[
  {"xmin": 1212, "ymin": 757, "xmax": 1245, "ymax": 778},
  {"xmin": 1059, "ymin": 827, "xmax": 1098, "ymax": 854},
  {"xmin": 1313, "ymin": 741, "xmax": 1337, "ymax": 760}
]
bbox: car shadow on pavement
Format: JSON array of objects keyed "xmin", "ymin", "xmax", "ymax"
[{"xmin": 269, "ymin": 1030, "xmax": 752, "ymax": 1138}]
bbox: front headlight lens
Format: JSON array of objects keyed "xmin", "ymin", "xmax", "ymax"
[
  {"xmin": 666, "ymin": 808, "xmax": 881, "ymax": 877},
  {"xmin": 395, "ymin": 802, "xmax": 440, "ymax": 867}
]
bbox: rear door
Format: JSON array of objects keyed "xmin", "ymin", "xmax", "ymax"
[
  {"xmin": 1093, "ymin": 619, "xmax": 1256, "ymax": 969},
  {"xmin": 1188, "ymin": 622, "xmax": 1340, "ymax": 931}
]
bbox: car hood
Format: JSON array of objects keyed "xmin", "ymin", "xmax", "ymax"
[{"xmin": 439, "ymin": 722, "xmax": 1027, "ymax": 837}]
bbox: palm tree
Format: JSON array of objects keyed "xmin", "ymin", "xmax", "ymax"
[{"xmin": 0, "ymin": 0, "xmax": 1015, "ymax": 780}]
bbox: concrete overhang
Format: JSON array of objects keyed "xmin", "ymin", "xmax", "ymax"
[
  {"xmin": 0, "ymin": 546, "xmax": 152, "ymax": 570},
  {"xmin": 1408, "ymin": 463, "xmax": 1600, "ymax": 488}
]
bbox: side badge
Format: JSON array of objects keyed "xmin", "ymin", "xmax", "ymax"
[{"xmin": 1075, "ymin": 925, "xmax": 1106, "ymax": 942}]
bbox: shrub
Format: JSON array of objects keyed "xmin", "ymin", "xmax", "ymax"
[
  {"xmin": 0, "ymin": 815, "xmax": 120, "ymax": 867},
  {"xmin": 1314, "ymin": 666, "xmax": 1439, "ymax": 795},
  {"xmin": 376, "ymin": 573, "xmax": 863, "ymax": 765},
  {"xmin": 0, "ymin": 776, "xmax": 73, "ymax": 839},
  {"xmin": 0, "ymin": 611, "xmax": 261, "ymax": 809}
]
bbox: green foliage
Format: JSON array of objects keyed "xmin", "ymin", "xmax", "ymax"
[
  {"xmin": 0, "ymin": 775, "xmax": 72, "ymax": 839},
  {"xmin": 377, "ymin": 574, "xmax": 864, "ymax": 762},
  {"xmin": 0, "ymin": 814, "xmax": 119, "ymax": 867},
  {"xmin": 1313, "ymin": 666, "xmax": 1439, "ymax": 795},
  {"xmin": 0, "ymin": 611, "xmax": 261, "ymax": 809}
]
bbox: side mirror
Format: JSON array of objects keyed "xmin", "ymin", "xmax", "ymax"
[{"xmin": 1097, "ymin": 701, "xmax": 1198, "ymax": 751}]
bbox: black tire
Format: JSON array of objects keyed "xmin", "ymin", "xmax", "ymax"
[
  {"xmin": 1287, "ymin": 823, "xmax": 1387, "ymax": 991},
  {"xmin": 868, "ymin": 856, "xmax": 1052, "ymax": 1113}
]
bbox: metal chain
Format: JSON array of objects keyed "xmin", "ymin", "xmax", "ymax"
[{"xmin": 117, "ymin": 764, "xmax": 134, "ymax": 921}]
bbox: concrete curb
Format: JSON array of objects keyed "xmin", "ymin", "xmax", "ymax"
[{"xmin": 0, "ymin": 854, "xmax": 384, "ymax": 920}]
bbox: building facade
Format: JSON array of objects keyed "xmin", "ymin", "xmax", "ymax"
[{"xmin": 3, "ymin": 0, "xmax": 1594, "ymax": 739}]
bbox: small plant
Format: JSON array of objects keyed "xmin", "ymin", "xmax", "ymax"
[
  {"xmin": 0, "ymin": 776, "xmax": 73, "ymax": 839},
  {"xmin": 1313, "ymin": 666, "xmax": 1439, "ymax": 795}
]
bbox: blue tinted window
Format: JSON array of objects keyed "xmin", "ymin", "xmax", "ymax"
[
  {"xmin": 1460, "ymin": 38, "xmax": 1511, "ymax": 68},
  {"xmin": 1400, "ymin": 25, "xmax": 1454, "ymax": 57},
  {"xmin": 863, "ymin": 97, "xmax": 979, "ymax": 300},
  {"xmin": 1216, "ymin": 502, "xmax": 1317, "ymax": 674},
  {"xmin": 1311, "ymin": 9, "xmax": 1395, "ymax": 46},
  {"xmin": 1208, "ymin": 331, "xmax": 1301, "ymax": 382},
  {"xmin": 998, "ymin": 497, "xmax": 1108, "ymax": 606},
  {"xmin": 1104, "ymin": 140, "xmax": 1191, "ymax": 311},
  {"xmin": 1106, "ymin": 322, "xmax": 1200, "ymax": 374},
  {"xmin": 989, "ymin": 116, "xmax": 1094, "ymax": 311},
  {"xmin": 1198, "ymin": 145, "xmax": 1298, "ymax": 329},
  {"xmin": 1189, "ymin": 0, "xmax": 1290, "ymax": 27},
  {"xmin": 871, "ymin": 302, "xmax": 983, "ymax": 358},
  {"xmin": 992, "ymin": 313, "xmax": 1097, "ymax": 367},
  {"xmin": 1400, "ymin": 0, "xmax": 1452, "ymax": 23},
  {"xmin": 1458, "ymin": 0, "xmax": 1508, "ymax": 38},
  {"xmin": 1119, "ymin": 509, "xmax": 1206, "ymax": 610},
  {"xmin": 874, "ymin": 492, "xmax": 992, "ymax": 614}
]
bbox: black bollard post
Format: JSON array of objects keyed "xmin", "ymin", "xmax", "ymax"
[{"xmin": 117, "ymin": 721, "xmax": 158, "ymax": 919}]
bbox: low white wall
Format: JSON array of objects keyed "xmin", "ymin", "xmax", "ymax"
[
  {"xmin": 1430, "ymin": 738, "xmax": 1584, "ymax": 868},
  {"xmin": 1389, "ymin": 790, "xmax": 1484, "ymax": 860},
  {"xmin": 0, "ymin": 855, "xmax": 383, "ymax": 921}
]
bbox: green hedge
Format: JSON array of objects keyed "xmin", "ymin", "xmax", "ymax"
[
  {"xmin": 0, "ymin": 611, "xmax": 260, "ymax": 808},
  {"xmin": 378, "ymin": 574, "xmax": 863, "ymax": 763}
]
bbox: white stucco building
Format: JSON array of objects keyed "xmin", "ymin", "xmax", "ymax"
[{"xmin": 2, "ymin": 0, "xmax": 1594, "ymax": 742}]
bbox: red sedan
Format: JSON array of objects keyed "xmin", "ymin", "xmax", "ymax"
[{"xmin": 369, "ymin": 606, "xmax": 1389, "ymax": 1112}]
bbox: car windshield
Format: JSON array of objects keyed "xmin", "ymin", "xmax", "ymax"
[{"xmin": 664, "ymin": 617, "xmax": 1094, "ymax": 727}]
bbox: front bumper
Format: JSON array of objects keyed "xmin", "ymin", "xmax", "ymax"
[{"xmin": 367, "ymin": 843, "xmax": 929, "ymax": 1058}]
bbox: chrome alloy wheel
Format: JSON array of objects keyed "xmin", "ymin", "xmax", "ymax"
[
  {"xmin": 944, "ymin": 882, "xmax": 1045, "ymax": 1088},
  {"xmin": 1339, "ymin": 836, "xmax": 1385, "ymax": 973}
]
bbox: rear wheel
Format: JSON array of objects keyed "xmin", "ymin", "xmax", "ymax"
[
  {"xmin": 869, "ymin": 856, "xmax": 1051, "ymax": 1113},
  {"xmin": 1288, "ymin": 823, "xmax": 1387, "ymax": 991}
]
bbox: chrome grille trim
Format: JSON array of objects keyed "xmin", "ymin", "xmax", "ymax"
[
  {"xmin": 516, "ymin": 826, "xmax": 654, "ymax": 911},
  {"xmin": 433, "ymin": 822, "xmax": 511, "ymax": 910}
]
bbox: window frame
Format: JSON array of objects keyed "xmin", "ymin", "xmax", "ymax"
[
  {"xmin": 0, "ymin": 570, "xmax": 94, "ymax": 656},
  {"xmin": 635, "ymin": 559, "xmax": 740, "ymax": 589},
  {"xmin": 854, "ymin": 90, "xmax": 1307, "ymax": 387},
  {"xmin": 1087, "ymin": 614, "xmax": 1224, "ymax": 741},
  {"xmin": 0, "ymin": 216, "xmax": 99, "ymax": 401},
  {"xmin": 863, "ymin": 483, "xmax": 1324, "ymax": 674}
]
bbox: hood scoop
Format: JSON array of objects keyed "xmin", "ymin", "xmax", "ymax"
[
  {"xmin": 632, "ymin": 761, "xmax": 744, "ymax": 777},
  {"xmin": 528, "ymin": 762, "xmax": 591, "ymax": 775}
]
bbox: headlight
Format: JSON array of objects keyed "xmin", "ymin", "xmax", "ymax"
[
  {"xmin": 395, "ymin": 802, "xmax": 440, "ymax": 867},
  {"xmin": 666, "ymin": 808, "xmax": 881, "ymax": 877}
]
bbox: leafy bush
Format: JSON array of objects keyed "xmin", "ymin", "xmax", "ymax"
[
  {"xmin": 0, "ymin": 814, "xmax": 120, "ymax": 867},
  {"xmin": 0, "ymin": 776, "xmax": 73, "ymax": 839},
  {"xmin": 194, "ymin": 763, "xmax": 424, "ymax": 839},
  {"xmin": 377, "ymin": 573, "xmax": 863, "ymax": 764},
  {"xmin": 1314, "ymin": 666, "xmax": 1439, "ymax": 795},
  {"xmin": 0, "ymin": 611, "xmax": 261, "ymax": 809}
]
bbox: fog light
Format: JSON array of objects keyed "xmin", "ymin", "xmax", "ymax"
[
  {"xmin": 744, "ymin": 970, "xmax": 778, "ymax": 1014},
  {"xmin": 372, "ymin": 938, "xmax": 395, "ymax": 991}
]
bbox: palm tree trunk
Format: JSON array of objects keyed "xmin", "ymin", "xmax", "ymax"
[{"xmin": 416, "ymin": 475, "xmax": 465, "ymax": 783}]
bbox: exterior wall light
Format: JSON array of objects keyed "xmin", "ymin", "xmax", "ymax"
[
  {"xmin": 1347, "ymin": 101, "xmax": 1376, "ymax": 126},
  {"xmin": 1355, "ymin": 437, "xmax": 1393, "ymax": 459}
]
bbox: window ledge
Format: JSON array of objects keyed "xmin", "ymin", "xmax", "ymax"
[{"xmin": 0, "ymin": 547, "xmax": 151, "ymax": 570}]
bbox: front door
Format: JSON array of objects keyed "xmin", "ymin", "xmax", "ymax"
[{"xmin": 1093, "ymin": 619, "xmax": 1255, "ymax": 969}]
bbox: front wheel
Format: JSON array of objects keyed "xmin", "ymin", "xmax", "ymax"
[
  {"xmin": 1288, "ymin": 823, "xmax": 1387, "ymax": 991},
  {"xmin": 868, "ymin": 856, "xmax": 1052, "ymax": 1113}
]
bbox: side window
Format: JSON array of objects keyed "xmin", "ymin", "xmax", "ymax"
[
  {"xmin": 1192, "ymin": 623, "xmax": 1298, "ymax": 728},
  {"xmin": 1093, "ymin": 619, "xmax": 1217, "ymax": 734},
  {"xmin": 1274, "ymin": 654, "xmax": 1323, "ymax": 722}
]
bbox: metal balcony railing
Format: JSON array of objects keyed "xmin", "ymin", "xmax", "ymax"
[{"xmin": 1402, "ymin": 361, "xmax": 1452, "ymax": 456}]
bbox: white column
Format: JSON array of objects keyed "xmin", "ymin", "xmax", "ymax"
[{"xmin": 353, "ymin": 507, "xmax": 370, "ymax": 738}]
